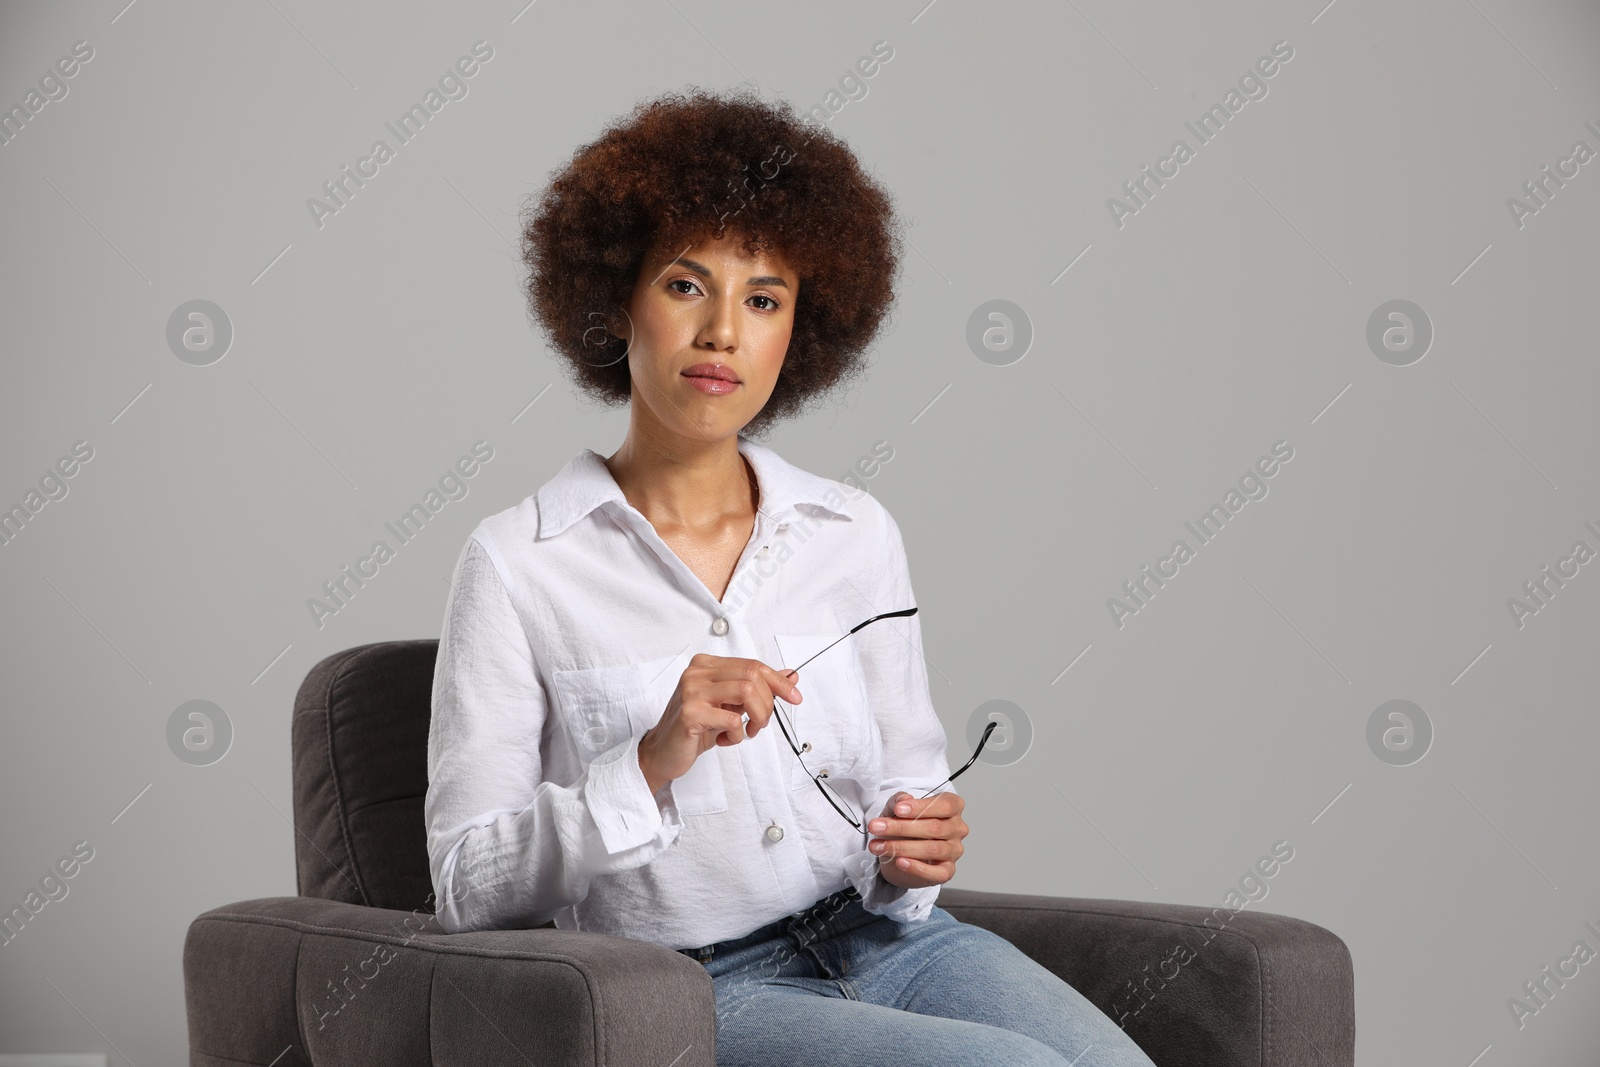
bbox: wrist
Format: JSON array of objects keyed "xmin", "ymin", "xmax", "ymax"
[{"xmin": 637, "ymin": 733, "xmax": 666, "ymax": 795}]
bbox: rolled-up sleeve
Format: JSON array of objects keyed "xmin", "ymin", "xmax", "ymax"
[
  {"xmin": 425, "ymin": 534, "xmax": 682, "ymax": 933},
  {"xmin": 841, "ymin": 503, "xmax": 957, "ymax": 923}
]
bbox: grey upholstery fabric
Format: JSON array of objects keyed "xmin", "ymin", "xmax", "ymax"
[
  {"xmin": 182, "ymin": 639, "xmax": 1355, "ymax": 1065},
  {"xmin": 183, "ymin": 895, "xmax": 716, "ymax": 1067},
  {"xmin": 290, "ymin": 640, "xmax": 441, "ymax": 912},
  {"xmin": 939, "ymin": 889, "xmax": 1355, "ymax": 1067}
]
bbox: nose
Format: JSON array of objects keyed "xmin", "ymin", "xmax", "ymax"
[{"xmin": 696, "ymin": 292, "xmax": 741, "ymax": 352}]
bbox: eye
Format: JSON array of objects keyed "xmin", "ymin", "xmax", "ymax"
[
  {"xmin": 748, "ymin": 294, "xmax": 781, "ymax": 311},
  {"xmin": 668, "ymin": 278, "xmax": 702, "ymax": 296}
]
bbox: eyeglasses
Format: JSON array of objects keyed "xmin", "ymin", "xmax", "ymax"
[{"xmin": 768, "ymin": 607, "xmax": 999, "ymax": 850}]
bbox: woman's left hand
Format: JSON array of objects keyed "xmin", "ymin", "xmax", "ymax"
[{"xmin": 867, "ymin": 790, "xmax": 967, "ymax": 889}]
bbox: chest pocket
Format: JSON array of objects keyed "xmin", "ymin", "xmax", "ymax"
[
  {"xmin": 773, "ymin": 634, "xmax": 870, "ymax": 793},
  {"xmin": 551, "ymin": 651, "xmax": 729, "ymax": 816}
]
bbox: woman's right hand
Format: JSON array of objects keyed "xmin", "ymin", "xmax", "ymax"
[{"xmin": 637, "ymin": 654, "xmax": 801, "ymax": 795}]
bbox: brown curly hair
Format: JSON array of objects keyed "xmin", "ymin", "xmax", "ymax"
[{"xmin": 519, "ymin": 85, "xmax": 905, "ymax": 438}]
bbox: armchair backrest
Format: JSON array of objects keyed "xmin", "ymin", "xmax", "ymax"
[{"xmin": 291, "ymin": 640, "xmax": 438, "ymax": 911}]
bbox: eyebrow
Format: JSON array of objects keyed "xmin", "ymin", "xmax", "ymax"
[{"xmin": 669, "ymin": 255, "xmax": 790, "ymax": 289}]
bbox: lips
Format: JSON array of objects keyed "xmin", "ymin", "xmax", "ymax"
[{"xmin": 681, "ymin": 363, "xmax": 741, "ymax": 384}]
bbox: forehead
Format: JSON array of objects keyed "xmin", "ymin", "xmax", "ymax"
[{"xmin": 647, "ymin": 229, "xmax": 797, "ymax": 279}]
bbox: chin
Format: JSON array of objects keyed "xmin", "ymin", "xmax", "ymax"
[{"xmin": 659, "ymin": 410, "xmax": 747, "ymax": 442}]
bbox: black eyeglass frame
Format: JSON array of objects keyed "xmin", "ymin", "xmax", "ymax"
[{"xmin": 767, "ymin": 607, "xmax": 999, "ymax": 851}]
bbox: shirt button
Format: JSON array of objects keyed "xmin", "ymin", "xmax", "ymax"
[
  {"xmin": 777, "ymin": 522, "xmax": 789, "ymax": 532},
  {"xmin": 765, "ymin": 822, "xmax": 784, "ymax": 842},
  {"xmin": 757, "ymin": 545, "xmax": 770, "ymax": 559},
  {"xmin": 711, "ymin": 617, "xmax": 729, "ymax": 636}
]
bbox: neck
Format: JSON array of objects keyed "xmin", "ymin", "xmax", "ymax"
[{"xmin": 604, "ymin": 426, "xmax": 757, "ymax": 531}]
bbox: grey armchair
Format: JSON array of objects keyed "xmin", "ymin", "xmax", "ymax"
[{"xmin": 183, "ymin": 640, "xmax": 1355, "ymax": 1066}]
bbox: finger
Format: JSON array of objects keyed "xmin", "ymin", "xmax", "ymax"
[
  {"xmin": 731, "ymin": 677, "xmax": 780, "ymax": 737},
  {"xmin": 882, "ymin": 854, "xmax": 951, "ymax": 883},
  {"xmin": 867, "ymin": 815, "xmax": 950, "ymax": 840},
  {"xmin": 869, "ymin": 793, "xmax": 959, "ymax": 837},
  {"xmin": 870, "ymin": 836, "xmax": 957, "ymax": 863},
  {"xmin": 710, "ymin": 708, "xmax": 747, "ymax": 747},
  {"xmin": 703, "ymin": 678, "xmax": 771, "ymax": 724},
  {"xmin": 764, "ymin": 663, "xmax": 801, "ymax": 705},
  {"xmin": 882, "ymin": 791, "xmax": 958, "ymax": 821},
  {"xmin": 699, "ymin": 658, "xmax": 799, "ymax": 702}
]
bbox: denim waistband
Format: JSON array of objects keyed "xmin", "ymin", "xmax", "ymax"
[{"xmin": 677, "ymin": 885, "xmax": 862, "ymax": 963}]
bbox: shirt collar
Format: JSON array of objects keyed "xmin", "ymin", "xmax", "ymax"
[{"xmin": 536, "ymin": 435, "xmax": 855, "ymax": 539}]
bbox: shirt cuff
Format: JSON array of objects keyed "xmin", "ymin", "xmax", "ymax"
[
  {"xmin": 842, "ymin": 848, "xmax": 938, "ymax": 923},
  {"xmin": 587, "ymin": 732, "xmax": 679, "ymax": 854}
]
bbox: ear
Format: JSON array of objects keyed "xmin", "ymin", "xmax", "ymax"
[{"xmin": 608, "ymin": 305, "xmax": 636, "ymax": 344}]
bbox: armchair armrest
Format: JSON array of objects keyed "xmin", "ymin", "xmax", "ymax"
[
  {"xmin": 183, "ymin": 896, "xmax": 715, "ymax": 1067},
  {"xmin": 938, "ymin": 888, "xmax": 1354, "ymax": 1067}
]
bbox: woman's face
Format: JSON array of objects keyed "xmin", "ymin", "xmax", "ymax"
[{"xmin": 616, "ymin": 230, "xmax": 799, "ymax": 444}]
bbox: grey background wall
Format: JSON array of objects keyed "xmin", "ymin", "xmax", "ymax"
[{"xmin": 2, "ymin": 0, "xmax": 1597, "ymax": 1063}]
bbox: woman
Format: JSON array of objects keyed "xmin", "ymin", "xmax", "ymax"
[{"xmin": 425, "ymin": 86, "xmax": 1156, "ymax": 1067}]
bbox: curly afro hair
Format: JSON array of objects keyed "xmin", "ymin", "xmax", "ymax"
[{"xmin": 519, "ymin": 84, "xmax": 905, "ymax": 438}]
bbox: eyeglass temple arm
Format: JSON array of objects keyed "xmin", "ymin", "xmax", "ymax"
[
  {"xmin": 779, "ymin": 608, "xmax": 919, "ymax": 677},
  {"xmin": 914, "ymin": 720, "xmax": 999, "ymax": 799}
]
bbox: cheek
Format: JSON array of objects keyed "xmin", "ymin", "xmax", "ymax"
[
  {"xmin": 757, "ymin": 323, "xmax": 795, "ymax": 382},
  {"xmin": 757, "ymin": 355, "xmax": 789, "ymax": 398},
  {"xmin": 636, "ymin": 306, "xmax": 695, "ymax": 354}
]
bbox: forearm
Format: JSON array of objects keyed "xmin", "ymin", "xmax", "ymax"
[
  {"xmin": 639, "ymin": 732, "xmax": 669, "ymax": 795},
  {"xmin": 430, "ymin": 735, "xmax": 681, "ymax": 932}
]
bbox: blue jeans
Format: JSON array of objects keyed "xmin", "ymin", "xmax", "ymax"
[{"xmin": 676, "ymin": 886, "xmax": 1158, "ymax": 1067}]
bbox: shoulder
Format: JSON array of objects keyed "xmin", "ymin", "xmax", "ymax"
[
  {"xmin": 851, "ymin": 490, "xmax": 909, "ymax": 575},
  {"xmin": 792, "ymin": 477, "xmax": 907, "ymax": 586},
  {"xmin": 838, "ymin": 484, "xmax": 899, "ymax": 545},
  {"xmin": 461, "ymin": 444, "xmax": 587, "ymax": 560},
  {"xmin": 470, "ymin": 493, "xmax": 538, "ymax": 550},
  {"xmin": 452, "ymin": 493, "xmax": 538, "ymax": 587},
  {"xmin": 744, "ymin": 436, "xmax": 897, "ymax": 541}
]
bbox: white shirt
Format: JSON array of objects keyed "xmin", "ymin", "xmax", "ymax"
[{"xmin": 424, "ymin": 434, "xmax": 957, "ymax": 949}]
